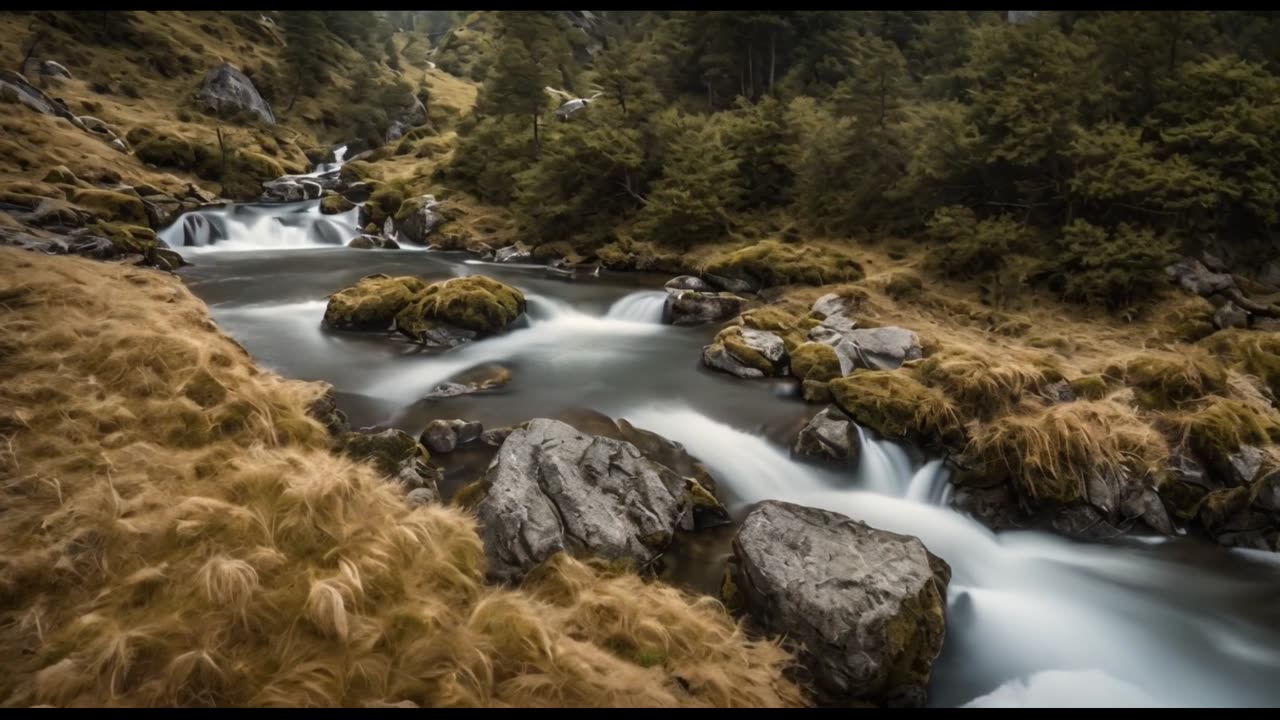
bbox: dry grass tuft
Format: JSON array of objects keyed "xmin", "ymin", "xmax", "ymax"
[
  {"xmin": 0, "ymin": 249, "xmax": 804, "ymax": 708},
  {"xmin": 915, "ymin": 345, "xmax": 1060, "ymax": 421},
  {"xmin": 968, "ymin": 400, "xmax": 1169, "ymax": 504},
  {"xmin": 1105, "ymin": 350, "xmax": 1228, "ymax": 410}
]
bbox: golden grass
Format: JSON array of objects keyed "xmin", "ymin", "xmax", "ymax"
[
  {"xmin": 1104, "ymin": 350, "xmax": 1229, "ymax": 410},
  {"xmin": 915, "ymin": 345, "xmax": 1061, "ymax": 421},
  {"xmin": 828, "ymin": 370, "xmax": 961, "ymax": 443},
  {"xmin": 0, "ymin": 248, "xmax": 804, "ymax": 708},
  {"xmin": 967, "ymin": 400, "xmax": 1170, "ymax": 504}
]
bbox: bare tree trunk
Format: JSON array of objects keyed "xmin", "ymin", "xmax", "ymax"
[
  {"xmin": 216, "ymin": 127, "xmax": 228, "ymax": 176},
  {"xmin": 19, "ymin": 24, "xmax": 42, "ymax": 76},
  {"xmin": 769, "ymin": 31, "xmax": 776, "ymax": 94}
]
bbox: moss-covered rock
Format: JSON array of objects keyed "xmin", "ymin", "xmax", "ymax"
[
  {"xmin": 360, "ymin": 185, "xmax": 405, "ymax": 228},
  {"xmin": 322, "ymin": 274, "xmax": 428, "ymax": 331},
  {"xmin": 339, "ymin": 159, "xmax": 377, "ymax": 185},
  {"xmin": 93, "ymin": 222, "xmax": 158, "ymax": 254},
  {"xmin": 135, "ymin": 135, "xmax": 197, "ymax": 170},
  {"xmin": 829, "ymin": 370, "xmax": 960, "ymax": 444},
  {"xmin": 790, "ymin": 342, "xmax": 841, "ymax": 383},
  {"xmin": 1200, "ymin": 330, "xmax": 1280, "ymax": 400},
  {"xmin": 71, "ymin": 189, "xmax": 148, "ymax": 226},
  {"xmin": 320, "ymin": 194, "xmax": 356, "ymax": 215},
  {"xmin": 395, "ymin": 276, "xmax": 526, "ymax": 342}
]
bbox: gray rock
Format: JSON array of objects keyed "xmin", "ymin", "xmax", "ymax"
[
  {"xmin": 730, "ymin": 500, "xmax": 949, "ymax": 707},
  {"xmin": 1167, "ymin": 258, "xmax": 1234, "ymax": 297},
  {"xmin": 481, "ymin": 427, "xmax": 514, "ymax": 447},
  {"xmin": 702, "ymin": 343, "xmax": 763, "ymax": 379},
  {"xmin": 494, "ymin": 245, "xmax": 531, "ymax": 263},
  {"xmin": 665, "ymin": 275, "xmax": 712, "ymax": 293},
  {"xmin": 39, "ymin": 60, "xmax": 72, "ymax": 79},
  {"xmin": 834, "ymin": 327, "xmax": 922, "ymax": 374},
  {"xmin": 667, "ymin": 290, "xmax": 746, "ymax": 326},
  {"xmin": 1252, "ymin": 470, "xmax": 1280, "ymax": 513},
  {"xmin": 338, "ymin": 427, "xmax": 440, "ymax": 495},
  {"xmin": 794, "ymin": 407, "xmax": 860, "ymax": 464},
  {"xmin": 703, "ymin": 272, "xmax": 758, "ymax": 294},
  {"xmin": 701, "ymin": 328, "xmax": 787, "ymax": 379},
  {"xmin": 475, "ymin": 419, "xmax": 707, "ymax": 584},
  {"xmin": 456, "ymin": 420, "xmax": 484, "ymax": 445},
  {"xmin": 413, "ymin": 324, "xmax": 477, "ymax": 349},
  {"xmin": 1230, "ymin": 445, "xmax": 1265, "ymax": 486},
  {"xmin": 0, "ymin": 70, "xmax": 88, "ymax": 132},
  {"xmin": 812, "ymin": 292, "xmax": 854, "ymax": 320},
  {"xmin": 195, "ymin": 62, "xmax": 275, "ymax": 124},
  {"xmin": 1214, "ymin": 301, "xmax": 1250, "ymax": 330},
  {"xmin": 406, "ymin": 486, "xmax": 440, "ymax": 507},
  {"xmin": 392, "ymin": 195, "xmax": 439, "ymax": 245},
  {"xmin": 421, "ymin": 419, "xmax": 459, "ymax": 454},
  {"xmin": 808, "ymin": 325, "xmax": 844, "ymax": 346}
]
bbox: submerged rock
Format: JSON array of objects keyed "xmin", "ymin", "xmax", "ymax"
[
  {"xmin": 665, "ymin": 275, "xmax": 713, "ymax": 293},
  {"xmin": 195, "ymin": 62, "xmax": 275, "ymax": 124},
  {"xmin": 494, "ymin": 245, "xmax": 532, "ymax": 263},
  {"xmin": 729, "ymin": 500, "xmax": 949, "ymax": 707},
  {"xmin": 702, "ymin": 326, "xmax": 788, "ymax": 379},
  {"xmin": 473, "ymin": 418, "xmax": 724, "ymax": 583},
  {"xmin": 420, "ymin": 418, "xmax": 484, "ymax": 454}
]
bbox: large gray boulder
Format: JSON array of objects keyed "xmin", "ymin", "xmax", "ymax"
[
  {"xmin": 472, "ymin": 419, "xmax": 723, "ymax": 584},
  {"xmin": 729, "ymin": 501, "xmax": 950, "ymax": 707},
  {"xmin": 195, "ymin": 62, "xmax": 275, "ymax": 124},
  {"xmin": 0, "ymin": 70, "xmax": 89, "ymax": 132},
  {"xmin": 834, "ymin": 327, "xmax": 922, "ymax": 374},
  {"xmin": 793, "ymin": 406, "xmax": 861, "ymax": 464},
  {"xmin": 1166, "ymin": 258, "xmax": 1234, "ymax": 297},
  {"xmin": 392, "ymin": 195, "xmax": 440, "ymax": 245}
]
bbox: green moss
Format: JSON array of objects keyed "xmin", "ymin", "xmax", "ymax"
[
  {"xmin": 1197, "ymin": 486, "xmax": 1254, "ymax": 531},
  {"xmin": 320, "ymin": 194, "xmax": 356, "ymax": 215},
  {"xmin": 395, "ymin": 276, "xmax": 526, "ymax": 338},
  {"xmin": 135, "ymin": 136, "xmax": 197, "ymax": 170},
  {"xmin": 71, "ymin": 189, "xmax": 148, "ymax": 226},
  {"xmin": 322, "ymin": 274, "xmax": 429, "ymax": 331},
  {"xmin": 362, "ymin": 185, "xmax": 406, "ymax": 227},
  {"xmin": 1068, "ymin": 374, "xmax": 1109, "ymax": 400},
  {"xmin": 801, "ymin": 379, "xmax": 832, "ymax": 404},
  {"xmin": 93, "ymin": 222, "xmax": 158, "ymax": 254},
  {"xmin": 829, "ymin": 370, "xmax": 960, "ymax": 443},
  {"xmin": 737, "ymin": 307, "xmax": 807, "ymax": 351},
  {"xmin": 1110, "ymin": 353, "xmax": 1228, "ymax": 410},
  {"xmin": 632, "ymin": 650, "xmax": 666, "ymax": 669},
  {"xmin": 884, "ymin": 269, "xmax": 924, "ymax": 300},
  {"xmin": 703, "ymin": 240, "xmax": 864, "ymax": 289},
  {"xmin": 339, "ymin": 159, "xmax": 377, "ymax": 185},
  {"xmin": 452, "ymin": 478, "xmax": 491, "ymax": 510},
  {"xmin": 714, "ymin": 326, "xmax": 778, "ymax": 374},
  {"xmin": 393, "ymin": 194, "xmax": 434, "ymax": 224},
  {"xmin": 720, "ymin": 566, "xmax": 741, "ymax": 612},
  {"xmin": 338, "ymin": 429, "xmax": 428, "ymax": 477},
  {"xmin": 790, "ymin": 342, "xmax": 841, "ymax": 383}
]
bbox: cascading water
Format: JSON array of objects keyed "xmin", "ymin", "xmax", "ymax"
[
  {"xmin": 604, "ymin": 290, "xmax": 669, "ymax": 324},
  {"xmin": 618, "ymin": 404, "xmax": 1280, "ymax": 708},
  {"xmin": 169, "ymin": 205, "xmax": 1280, "ymax": 708},
  {"xmin": 159, "ymin": 200, "xmax": 359, "ymax": 253}
]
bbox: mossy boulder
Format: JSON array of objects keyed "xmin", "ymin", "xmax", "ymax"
[
  {"xmin": 322, "ymin": 274, "xmax": 428, "ymax": 331},
  {"xmin": 791, "ymin": 342, "xmax": 841, "ymax": 383},
  {"xmin": 359, "ymin": 186, "xmax": 405, "ymax": 229},
  {"xmin": 320, "ymin": 194, "xmax": 356, "ymax": 215},
  {"xmin": 829, "ymin": 370, "xmax": 960, "ymax": 444},
  {"xmin": 395, "ymin": 276, "xmax": 526, "ymax": 345},
  {"xmin": 1179, "ymin": 398, "xmax": 1280, "ymax": 474},
  {"xmin": 339, "ymin": 159, "xmax": 377, "ymax": 185},
  {"xmin": 71, "ymin": 189, "xmax": 148, "ymax": 226},
  {"xmin": 93, "ymin": 222, "xmax": 158, "ymax": 254},
  {"xmin": 135, "ymin": 135, "xmax": 197, "ymax": 170},
  {"xmin": 1200, "ymin": 330, "xmax": 1280, "ymax": 400},
  {"xmin": 703, "ymin": 326, "xmax": 788, "ymax": 379}
]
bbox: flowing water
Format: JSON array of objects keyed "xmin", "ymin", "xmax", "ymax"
[{"xmin": 167, "ymin": 200, "xmax": 1280, "ymax": 708}]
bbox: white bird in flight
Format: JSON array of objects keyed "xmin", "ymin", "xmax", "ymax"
[{"xmin": 545, "ymin": 87, "xmax": 605, "ymax": 120}]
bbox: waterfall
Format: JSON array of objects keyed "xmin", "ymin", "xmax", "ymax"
[{"xmin": 604, "ymin": 291, "xmax": 669, "ymax": 324}]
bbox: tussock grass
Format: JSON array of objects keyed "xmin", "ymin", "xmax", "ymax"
[
  {"xmin": 702, "ymin": 240, "xmax": 864, "ymax": 288},
  {"xmin": 915, "ymin": 345, "xmax": 1061, "ymax": 421},
  {"xmin": 1200, "ymin": 329, "xmax": 1280, "ymax": 400},
  {"xmin": 968, "ymin": 401, "xmax": 1169, "ymax": 504},
  {"xmin": 828, "ymin": 370, "xmax": 961, "ymax": 443},
  {"xmin": 0, "ymin": 249, "xmax": 804, "ymax": 708},
  {"xmin": 1105, "ymin": 350, "xmax": 1229, "ymax": 410},
  {"xmin": 1169, "ymin": 397, "xmax": 1280, "ymax": 470}
]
